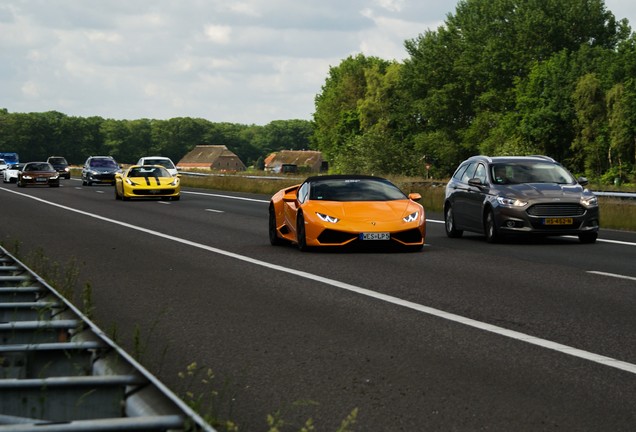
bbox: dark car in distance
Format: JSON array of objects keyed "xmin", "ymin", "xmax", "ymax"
[
  {"xmin": 81, "ymin": 156, "xmax": 121, "ymax": 186},
  {"xmin": 17, "ymin": 162, "xmax": 60, "ymax": 187},
  {"xmin": 444, "ymin": 155, "xmax": 599, "ymax": 243},
  {"xmin": 47, "ymin": 156, "xmax": 71, "ymax": 179}
]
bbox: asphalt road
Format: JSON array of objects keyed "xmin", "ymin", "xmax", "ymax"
[{"xmin": 1, "ymin": 179, "xmax": 636, "ymax": 431}]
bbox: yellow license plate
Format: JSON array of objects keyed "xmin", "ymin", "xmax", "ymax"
[{"xmin": 543, "ymin": 218, "xmax": 573, "ymax": 225}]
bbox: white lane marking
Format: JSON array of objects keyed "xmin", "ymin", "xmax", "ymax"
[
  {"xmin": 428, "ymin": 219, "xmax": 636, "ymax": 246},
  {"xmin": 183, "ymin": 190, "xmax": 267, "ymax": 203},
  {"xmin": 4, "ymin": 187, "xmax": 636, "ymax": 376},
  {"xmin": 587, "ymin": 271, "xmax": 636, "ymax": 281},
  {"xmin": 205, "ymin": 209, "xmax": 224, "ymax": 213},
  {"xmin": 96, "ymin": 190, "xmax": 104, "ymax": 194}
]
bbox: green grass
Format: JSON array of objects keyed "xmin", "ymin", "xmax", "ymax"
[{"xmin": 180, "ymin": 172, "xmax": 636, "ymax": 232}]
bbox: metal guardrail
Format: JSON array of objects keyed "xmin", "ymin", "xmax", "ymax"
[
  {"xmin": 0, "ymin": 246, "xmax": 216, "ymax": 432},
  {"xmin": 178, "ymin": 170, "xmax": 636, "ymax": 200},
  {"xmin": 592, "ymin": 191, "xmax": 636, "ymax": 200}
]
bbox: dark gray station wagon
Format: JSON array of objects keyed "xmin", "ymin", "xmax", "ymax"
[{"xmin": 444, "ymin": 155, "xmax": 600, "ymax": 243}]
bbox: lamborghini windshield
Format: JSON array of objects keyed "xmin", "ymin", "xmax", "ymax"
[{"xmin": 309, "ymin": 178, "xmax": 407, "ymax": 202}]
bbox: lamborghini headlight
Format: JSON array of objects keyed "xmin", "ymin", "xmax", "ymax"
[
  {"xmin": 316, "ymin": 212, "xmax": 339, "ymax": 223},
  {"xmin": 403, "ymin": 211, "xmax": 419, "ymax": 223}
]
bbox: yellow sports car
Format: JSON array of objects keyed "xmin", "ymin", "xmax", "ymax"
[
  {"xmin": 269, "ymin": 175, "xmax": 426, "ymax": 251},
  {"xmin": 114, "ymin": 165, "xmax": 180, "ymax": 201}
]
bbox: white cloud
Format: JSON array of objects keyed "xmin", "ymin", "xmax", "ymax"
[
  {"xmin": 21, "ymin": 81, "xmax": 39, "ymax": 98},
  {"xmin": 204, "ymin": 24, "xmax": 232, "ymax": 44},
  {"xmin": 375, "ymin": 0, "xmax": 405, "ymax": 13},
  {"xmin": 2, "ymin": 0, "xmax": 635, "ymax": 125}
]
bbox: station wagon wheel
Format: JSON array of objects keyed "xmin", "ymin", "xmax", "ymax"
[
  {"xmin": 578, "ymin": 232, "xmax": 598, "ymax": 244},
  {"xmin": 484, "ymin": 209, "xmax": 501, "ymax": 243},
  {"xmin": 444, "ymin": 204, "xmax": 463, "ymax": 238},
  {"xmin": 269, "ymin": 205, "xmax": 284, "ymax": 246},
  {"xmin": 296, "ymin": 212, "xmax": 308, "ymax": 251}
]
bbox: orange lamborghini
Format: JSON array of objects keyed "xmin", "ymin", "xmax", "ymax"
[{"xmin": 269, "ymin": 175, "xmax": 426, "ymax": 251}]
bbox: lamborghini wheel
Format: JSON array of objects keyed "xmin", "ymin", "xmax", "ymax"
[
  {"xmin": 296, "ymin": 212, "xmax": 309, "ymax": 251},
  {"xmin": 269, "ymin": 205, "xmax": 284, "ymax": 246}
]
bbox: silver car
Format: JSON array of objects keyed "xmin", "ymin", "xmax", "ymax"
[
  {"xmin": 81, "ymin": 156, "xmax": 121, "ymax": 186},
  {"xmin": 444, "ymin": 155, "xmax": 600, "ymax": 243}
]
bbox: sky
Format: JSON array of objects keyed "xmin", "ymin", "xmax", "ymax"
[{"xmin": 2, "ymin": 1, "xmax": 636, "ymax": 126}]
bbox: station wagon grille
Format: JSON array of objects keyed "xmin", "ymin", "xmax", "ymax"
[{"xmin": 527, "ymin": 203, "xmax": 585, "ymax": 217}]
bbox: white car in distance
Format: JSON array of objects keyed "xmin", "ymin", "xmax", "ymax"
[
  {"xmin": 2, "ymin": 163, "xmax": 25, "ymax": 183},
  {"xmin": 135, "ymin": 156, "xmax": 178, "ymax": 176}
]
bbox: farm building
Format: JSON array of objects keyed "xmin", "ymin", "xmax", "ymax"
[
  {"xmin": 264, "ymin": 150, "xmax": 326, "ymax": 173},
  {"xmin": 177, "ymin": 145, "xmax": 246, "ymax": 171}
]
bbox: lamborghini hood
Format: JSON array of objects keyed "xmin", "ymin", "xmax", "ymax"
[{"xmin": 310, "ymin": 199, "xmax": 419, "ymax": 222}]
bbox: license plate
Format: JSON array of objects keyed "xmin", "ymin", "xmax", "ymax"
[
  {"xmin": 36, "ymin": 178, "xmax": 47, "ymax": 182},
  {"xmin": 543, "ymin": 218, "xmax": 573, "ymax": 225},
  {"xmin": 360, "ymin": 232, "xmax": 390, "ymax": 240}
]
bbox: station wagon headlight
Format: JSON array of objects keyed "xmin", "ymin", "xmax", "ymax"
[
  {"xmin": 316, "ymin": 212, "xmax": 339, "ymax": 223},
  {"xmin": 403, "ymin": 211, "xmax": 419, "ymax": 223},
  {"xmin": 581, "ymin": 195, "xmax": 598, "ymax": 208},
  {"xmin": 497, "ymin": 196, "xmax": 527, "ymax": 207}
]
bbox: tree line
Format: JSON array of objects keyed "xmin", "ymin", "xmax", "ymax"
[
  {"xmin": 312, "ymin": 0, "xmax": 636, "ymax": 183},
  {"xmin": 2, "ymin": 0, "xmax": 635, "ymax": 183},
  {"xmin": 0, "ymin": 109, "xmax": 313, "ymax": 169}
]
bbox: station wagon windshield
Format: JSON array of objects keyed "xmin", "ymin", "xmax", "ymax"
[{"xmin": 491, "ymin": 162, "xmax": 576, "ymax": 185}]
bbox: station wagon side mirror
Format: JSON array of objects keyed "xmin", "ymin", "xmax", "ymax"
[
  {"xmin": 577, "ymin": 176, "xmax": 589, "ymax": 186},
  {"xmin": 408, "ymin": 193, "xmax": 422, "ymax": 202},
  {"xmin": 468, "ymin": 178, "xmax": 484, "ymax": 187}
]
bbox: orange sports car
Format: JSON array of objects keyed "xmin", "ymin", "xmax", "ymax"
[{"xmin": 269, "ymin": 175, "xmax": 426, "ymax": 251}]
